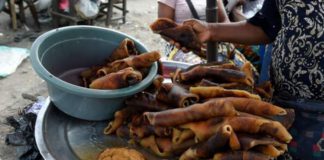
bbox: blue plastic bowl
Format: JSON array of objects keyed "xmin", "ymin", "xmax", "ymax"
[{"xmin": 30, "ymin": 26, "xmax": 157, "ymax": 121}]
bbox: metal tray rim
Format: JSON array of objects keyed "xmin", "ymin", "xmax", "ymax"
[
  {"xmin": 35, "ymin": 97, "xmax": 56, "ymax": 160},
  {"xmin": 34, "ymin": 60, "xmax": 192, "ymax": 160}
]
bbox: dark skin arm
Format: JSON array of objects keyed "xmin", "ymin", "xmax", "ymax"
[
  {"xmin": 226, "ymin": 0, "xmax": 247, "ymax": 22},
  {"xmin": 218, "ymin": 0, "xmax": 230, "ymax": 23},
  {"xmin": 157, "ymin": 0, "xmax": 232, "ymax": 49},
  {"xmin": 231, "ymin": 5, "xmax": 247, "ymax": 22},
  {"xmin": 207, "ymin": 21, "xmax": 270, "ymax": 44},
  {"xmin": 158, "ymin": 2, "xmax": 174, "ymax": 20},
  {"xmin": 171, "ymin": 19, "xmax": 270, "ymax": 52},
  {"xmin": 157, "ymin": 1, "xmax": 267, "ymax": 48}
]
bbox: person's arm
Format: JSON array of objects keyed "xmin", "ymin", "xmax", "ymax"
[
  {"xmin": 209, "ymin": 21, "xmax": 270, "ymax": 44},
  {"xmin": 217, "ymin": 0, "xmax": 230, "ymax": 23},
  {"xmin": 224, "ymin": 0, "xmax": 247, "ymax": 22},
  {"xmin": 175, "ymin": 0, "xmax": 280, "ymax": 49},
  {"xmin": 231, "ymin": 5, "xmax": 247, "ymax": 22},
  {"xmin": 247, "ymin": 0, "xmax": 281, "ymax": 43},
  {"xmin": 183, "ymin": 19, "xmax": 270, "ymax": 45},
  {"xmin": 158, "ymin": 2, "xmax": 175, "ymax": 20}
]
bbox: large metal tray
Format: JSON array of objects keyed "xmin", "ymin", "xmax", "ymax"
[{"xmin": 35, "ymin": 60, "xmax": 192, "ymax": 160}]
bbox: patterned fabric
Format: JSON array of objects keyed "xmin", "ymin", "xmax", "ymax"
[
  {"xmin": 163, "ymin": 43, "xmax": 205, "ymax": 64},
  {"xmin": 234, "ymin": 44, "xmax": 262, "ymax": 72},
  {"xmin": 288, "ymin": 111, "xmax": 324, "ymax": 160},
  {"xmin": 271, "ymin": 0, "xmax": 324, "ymax": 101},
  {"xmin": 273, "ymin": 98, "xmax": 324, "ymax": 160},
  {"xmin": 249, "ymin": 1, "xmax": 324, "ymax": 159},
  {"xmin": 162, "ymin": 42, "xmax": 254, "ymax": 66},
  {"xmin": 270, "ymin": 1, "xmax": 324, "ymax": 159}
]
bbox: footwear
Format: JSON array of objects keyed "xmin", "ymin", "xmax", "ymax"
[{"xmin": 38, "ymin": 9, "xmax": 52, "ymax": 23}]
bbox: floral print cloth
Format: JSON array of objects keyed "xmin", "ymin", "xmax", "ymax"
[
  {"xmin": 271, "ymin": 0, "xmax": 324, "ymax": 101},
  {"xmin": 249, "ymin": 0, "xmax": 324, "ymax": 159}
]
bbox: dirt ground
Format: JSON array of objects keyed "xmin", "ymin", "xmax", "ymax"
[{"xmin": 0, "ymin": 0, "xmax": 164, "ymax": 159}]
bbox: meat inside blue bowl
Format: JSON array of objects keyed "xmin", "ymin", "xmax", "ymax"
[{"xmin": 30, "ymin": 26, "xmax": 158, "ymax": 121}]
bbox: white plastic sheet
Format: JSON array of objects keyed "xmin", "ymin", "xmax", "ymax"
[
  {"xmin": 0, "ymin": 46, "xmax": 29, "ymax": 77},
  {"xmin": 75, "ymin": 0, "xmax": 101, "ymax": 19}
]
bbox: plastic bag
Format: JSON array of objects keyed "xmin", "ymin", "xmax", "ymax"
[
  {"xmin": 75, "ymin": 0, "xmax": 100, "ymax": 19},
  {"xmin": 0, "ymin": 46, "xmax": 29, "ymax": 77},
  {"xmin": 34, "ymin": 0, "xmax": 51, "ymax": 11}
]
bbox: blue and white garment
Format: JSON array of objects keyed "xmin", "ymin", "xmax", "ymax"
[
  {"xmin": 272, "ymin": 0, "xmax": 324, "ymax": 101},
  {"xmin": 248, "ymin": 0, "xmax": 324, "ymax": 159},
  {"xmin": 249, "ymin": 0, "xmax": 324, "ymax": 102}
]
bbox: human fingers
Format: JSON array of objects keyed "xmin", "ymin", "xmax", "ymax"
[
  {"xmin": 201, "ymin": 43, "xmax": 207, "ymax": 49},
  {"xmin": 181, "ymin": 47, "xmax": 189, "ymax": 53},
  {"xmin": 186, "ymin": 19, "xmax": 208, "ymax": 34},
  {"xmin": 198, "ymin": 31, "xmax": 211, "ymax": 43},
  {"xmin": 169, "ymin": 40, "xmax": 175, "ymax": 45},
  {"xmin": 174, "ymin": 42, "xmax": 181, "ymax": 49},
  {"xmin": 183, "ymin": 19, "xmax": 198, "ymax": 27},
  {"xmin": 161, "ymin": 35, "xmax": 172, "ymax": 42}
]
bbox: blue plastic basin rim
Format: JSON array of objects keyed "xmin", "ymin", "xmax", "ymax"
[{"xmin": 30, "ymin": 26, "xmax": 157, "ymax": 99}]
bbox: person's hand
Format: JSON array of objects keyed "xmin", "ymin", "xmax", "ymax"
[
  {"xmin": 183, "ymin": 19, "xmax": 210, "ymax": 43},
  {"xmin": 226, "ymin": 0, "xmax": 246, "ymax": 13},
  {"xmin": 172, "ymin": 19, "xmax": 211, "ymax": 52}
]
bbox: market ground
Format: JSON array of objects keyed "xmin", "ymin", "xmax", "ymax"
[{"xmin": 0, "ymin": 0, "xmax": 164, "ymax": 159}]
